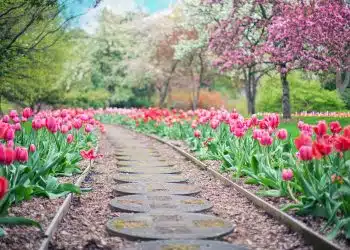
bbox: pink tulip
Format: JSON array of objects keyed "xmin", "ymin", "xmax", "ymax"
[
  {"xmin": 15, "ymin": 147, "xmax": 28, "ymax": 163},
  {"xmin": 282, "ymin": 169, "xmax": 293, "ymax": 181},
  {"xmin": 61, "ymin": 125, "xmax": 69, "ymax": 134},
  {"xmin": 276, "ymin": 129, "xmax": 288, "ymax": 140},
  {"xmin": 298, "ymin": 146, "xmax": 313, "ymax": 161},
  {"xmin": 9, "ymin": 110, "xmax": 17, "ymax": 119},
  {"xmin": 259, "ymin": 132, "xmax": 273, "ymax": 146},
  {"xmin": 29, "ymin": 144, "xmax": 36, "ymax": 152},
  {"xmin": 4, "ymin": 128, "xmax": 15, "ymax": 141},
  {"xmin": 22, "ymin": 107, "xmax": 33, "ymax": 119},
  {"xmin": 2, "ymin": 115, "xmax": 9, "ymax": 123},
  {"xmin": 67, "ymin": 134, "xmax": 74, "ymax": 144},
  {"xmin": 46, "ymin": 117, "xmax": 58, "ymax": 133},
  {"xmin": 14, "ymin": 123, "xmax": 21, "ymax": 131},
  {"xmin": 85, "ymin": 124, "xmax": 93, "ymax": 133}
]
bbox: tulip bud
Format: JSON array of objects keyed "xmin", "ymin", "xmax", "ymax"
[
  {"xmin": 194, "ymin": 130, "xmax": 201, "ymax": 138},
  {"xmin": 15, "ymin": 147, "xmax": 28, "ymax": 163},
  {"xmin": 0, "ymin": 176, "xmax": 9, "ymax": 200},
  {"xmin": 2, "ymin": 115, "xmax": 9, "ymax": 123},
  {"xmin": 22, "ymin": 107, "xmax": 33, "ymax": 119},
  {"xmin": 4, "ymin": 128, "xmax": 15, "ymax": 141},
  {"xmin": 282, "ymin": 169, "xmax": 293, "ymax": 181},
  {"xmin": 14, "ymin": 123, "xmax": 21, "ymax": 131},
  {"xmin": 29, "ymin": 144, "xmax": 36, "ymax": 153},
  {"xmin": 67, "ymin": 134, "xmax": 74, "ymax": 144}
]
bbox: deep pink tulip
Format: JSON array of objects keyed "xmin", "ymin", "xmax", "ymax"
[
  {"xmin": 210, "ymin": 119, "xmax": 220, "ymax": 130},
  {"xmin": 85, "ymin": 124, "xmax": 93, "ymax": 133},
  {"xmin": 29, "ymin": 144, "xmax": 36, "ymax": 152},
  {"xmin": 32, "ymin": 119, "xmax": 42, "ymax": 130},
  {"xmin": 14, "ymin": 123, "xmax": 21, "ymax": 131},
  {"xmin": 46, "ymin": 117, "xmax": 58, "ymax": 133},
  {"xmin": 9, "ymin": 110, "xmax": 17, "ymax": 119},
  {"xmin": 22, "ymin": 107, "xmax": 33, "ymax": 119},
  {"xmin": 259, "ymin": 132, "xmax": 273, "ymax": 146},
  {"xmin": 6, "ymin": 140, "xmax": 14, "ymax": 148},
  {"xmin": 4, "ymin": 128, "xmax": 15, "ymax": 141},
  {"xmin": 15, "ymin": 147, "xmax": 28, "ymax": 163},
  {"xmin": 330, "ymin": 121, "xmax": 342, "ymax": 134},
  {"xmin": 298, "ymin": 146, "xmax": 313, "ymax": 161},
  {"xmin": 67, "ymin": 134, "xmax": 74, "ymax": 144},
  {"xmin": 73, "ymin": 119, "xmax": 82, "ymax": 129},
  {"xmin": 12, "ymin": 116, "xmax": 20, "ymax": 123},
  {"xmin": 2, "ymin": 115, "xmax": 9, "ymax": 123},
  {"xmin": 276, "ymin": 129, "xmax": 288, "ymax": 140}
]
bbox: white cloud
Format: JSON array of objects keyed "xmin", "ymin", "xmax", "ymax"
[{"xmin": 79, "ymin": 0, "xmax": 138, "ymax": 34}]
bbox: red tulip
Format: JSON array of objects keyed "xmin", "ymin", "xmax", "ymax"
[
  {"xmin": 294, "ymin": 133, "xmax": 312, "ymax": 150},
  {"xmin": 282, "ymin": 169, "xmax": 293, "ymax": 181},
  {"xmin": 276, "ymin": 129, "xmax": 288, "ymax": 140},
  {"xmin": 233, "ymin": 128, "xmax": 245, "ymax": 138},
  {"xmin": 344, "ymin": 125, "xmax": 350, "ymax": 138},
  {"xmin": 194, "ymin": 130, "xmax": 201, "ymax": 138},
  {"xmin": 313, "ymin": 120, "xmax": 327, "ymax": 137},
  {"xmin": 299, "ymin": 146, "xmax": 313, "ymax": 161},
  {"xmin": 15, "ymin": 147, "xmax": 28, "ymax": 163},
  {"xmin": 312, "ymin": 141, "xmax": 332, "ymax": 159},
  {"xmin": 80, "ymin": 149, "xmax": 102, "ymax": 160},
  {"xmin": 0, "ymin": 145, "xmax": 16, "ymax": 165},
  {"xmin": 0, "ymin": 177, "xmax": 9, "ymax": 200},
  {"xmin": 330, "ymin": 121, "xmax": 342, "ymax": 134},
  {"xmin": 334, "ymin": 136, "xmax": 350, "ymax": 152},
  {"xmin": 29, "ymin": 144, "xmax": 36, "ymax": 152},
  {"xmin": 22, "ymin": 107, "xmax": 33, "ymax": 119}
]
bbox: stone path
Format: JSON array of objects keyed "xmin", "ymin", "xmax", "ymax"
[{"xmin": 107, "ymin": 132, "xmax": 248, "ymax": 249}]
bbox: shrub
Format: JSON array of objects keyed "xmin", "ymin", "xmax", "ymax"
[{"xmin": 256, "ymin": 71, "xmax": 346, "ymax": 113}]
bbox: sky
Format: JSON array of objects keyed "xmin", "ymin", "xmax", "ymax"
[{"xmin": 76, "ymin": 0, "xmax": 175, "ymax": 33}]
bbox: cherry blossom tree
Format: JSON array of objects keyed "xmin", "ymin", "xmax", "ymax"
[{"xmin": 207, "ymin": 0, "xmax": 350, "ymax": 118}]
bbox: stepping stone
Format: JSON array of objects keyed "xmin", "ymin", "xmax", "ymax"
[
  {"xmin": 117, "ymin": 167, "xmax": 180, "ymax": 174},
  {"xmin": 106, "ymin": 212, "xmax": 234, "ymax": 240},
  {"xmin": 114, "ymin": 174, "xmax": 188, "ymax": 183},
  {"xmin": 116, "ymin": 156, "xmax": 166, "ymax": 162},
  {"xmin": 115, "ymin": 152, "xmax": 162, "ymax": 157},
  {"xmin": 129, "ymin": 240, "xmax": 247, "ymax": 250},
  {"xmin": 110, "ymin": 194, "xmax": 212, "ymax": 213},
  {"xmin": 113, "ymin": 183, "xmax": 200, "ymax": 196},
  {"xmin": 117, "ymin": 162, "xmax": 175, "ymax": 167}
]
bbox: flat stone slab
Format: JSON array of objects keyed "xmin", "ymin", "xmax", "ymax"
[
  {"xmin": 116, "ymin": 156, "xmax": 166, "ymax": 162},
  {"xmin": 106, "ymin": 212, "xmax": 234, "ymax": 240},
  {"xmin": 113, "ymin": 183, "xmax": 200, "ymax": 196},
  {"xmin": 117, "ymin": 167, "xmax": 180, "ymax": 174},
  {"xmin": 114, "ymin": 174, "xmax": 188, "ymax": 183},
  {"xmin": 129, "ymin": 240, "xmax": 247, "ymax": 250},
  {"xmin": 115, "ymin": 152, "xmax": 161, "ymax": 157},
  {"xmin": 117, "ymin": 161, "xmax": 175, "ymax": 167},
  {"xmin": 110, "ymin": 194, "xmax": 212, "ymax": 213}
]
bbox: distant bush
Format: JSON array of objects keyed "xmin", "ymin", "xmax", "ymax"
[
  {"xmin": 64, "ymin": 89, "xmax": 110, "ymax": 108},
  {"xmin": 256, "ymin": 71, "xmax": 346, "ymax": 113}
]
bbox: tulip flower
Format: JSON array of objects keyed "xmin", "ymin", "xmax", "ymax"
[
  {"xmin": 282, "ymin": 169, "xmax": 293, "ymax": 181},
  {"xmin": 22, "ymin": 107, "xmax": 33, "ymax": 119},
  {"xmin": 298, "ymin": 146, "xmax": 313, "ymax": 161},
  {"xmin": 276, "ymin": 129, "xmax": 288, "ymax": 140},
  {"xmin": 294, "ymin": 133, "xmax": 312, "ymax": 150},
  {"xmin": 0, "ymin": 177, "xmax": 9, "ymax": 200},
  {"xmin": 29, "ymin": 144, "xmax": 36, "ymax": 152},
  {"xmin": 2, "ymin": 115, "xmax": 9, "ymax": 123},
  {"xmin": 0, "ymin": 144, "xmax": 16, "ymax": 165},
  {"xmin": 61, "ymin": 125, "xmax": 69, "ymax": 134},
  {"xmin": 330, "ymin": 121, "xmax": 342, "ymax": 134},
  {"xmin": 4, "ymin": 128, "xmax": 15, "ymax": 141},
  {"xmin": 15, "ymin": 147, "xmax": 29, "ymax": 163},
  {"xmin": 46, "ymin": 117, "xmax": 58, "ymax": 133},
  {"xmin": 80, "ymin": 149, "xmax": 102, "ymax": 160},
  {"xmin": 194, "ymin": 130, "xmax": 201, "ymax": 138},
  {"xmin": 9, "ymin": 110, "xmax": 17, "ymax": 119},
  {"xmin": 259, "ymin": 132, "xmax": 273, "ymax": 146},
  {"xmin": 67, "ymin": 134, "xmax": 74, "ymax": 144},
  {"xmin": 313, "ymin": 120, "xmax": 327, "ymax": 138}
]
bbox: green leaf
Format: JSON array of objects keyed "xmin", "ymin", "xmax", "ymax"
[
  {"xmin": 0, "ymin": 217, "xmax": 42, "ymax": 231},
  {"xmin": 0, "ymin": 227, "xmax": 5, "ymax": 237},
  {"xmin": 257, "ymin": 189, "xmax": 281, "ymax": 197},
  {"xmin": 251, "ymin": 155, "xmax": 259, "ymax": 175}
]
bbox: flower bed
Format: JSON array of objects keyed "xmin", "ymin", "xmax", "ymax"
[
  {"xmin": 96, "ymin": 107, "xmax": 350, "ymax": 243},
  {"xmin": 0, "ymin": 108, "xmax": 104, "ymax": 236}
]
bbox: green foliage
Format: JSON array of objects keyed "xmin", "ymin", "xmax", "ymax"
[
  {"xmin": 64, "ymin": 89, "xmax": 110, "ymax": 108},
  {"xmin": 257, "ymin": 71, "xmax": 346, "ymax": 113}
]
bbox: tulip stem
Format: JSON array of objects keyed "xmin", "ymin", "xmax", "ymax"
[{"xmin": 287, "ymin": 182, "xmax": 299, "ymax": 203}]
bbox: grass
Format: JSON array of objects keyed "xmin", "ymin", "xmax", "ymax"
[{"xmin": 280, "ymin": 117, "xmax": 350, "ymax": 139}]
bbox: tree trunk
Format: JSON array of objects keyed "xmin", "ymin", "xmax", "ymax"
[
  {"xmin": 244, "ymin": 68, "xmax": 257, "ymax": 115},
  {"xmin": 159, "ymin": 61, "xmax": 178, "ymax": 108},
  {"xmin": 193, "ymin": 53, "xmax": 204, "ymax": 110},
  {"xmin": 280, "ymin": 71, "xmax": 291, "ymax": 119},
  {"xmin": 336, "ymin": 71, "xmax": 350, "ymax": 93}
]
